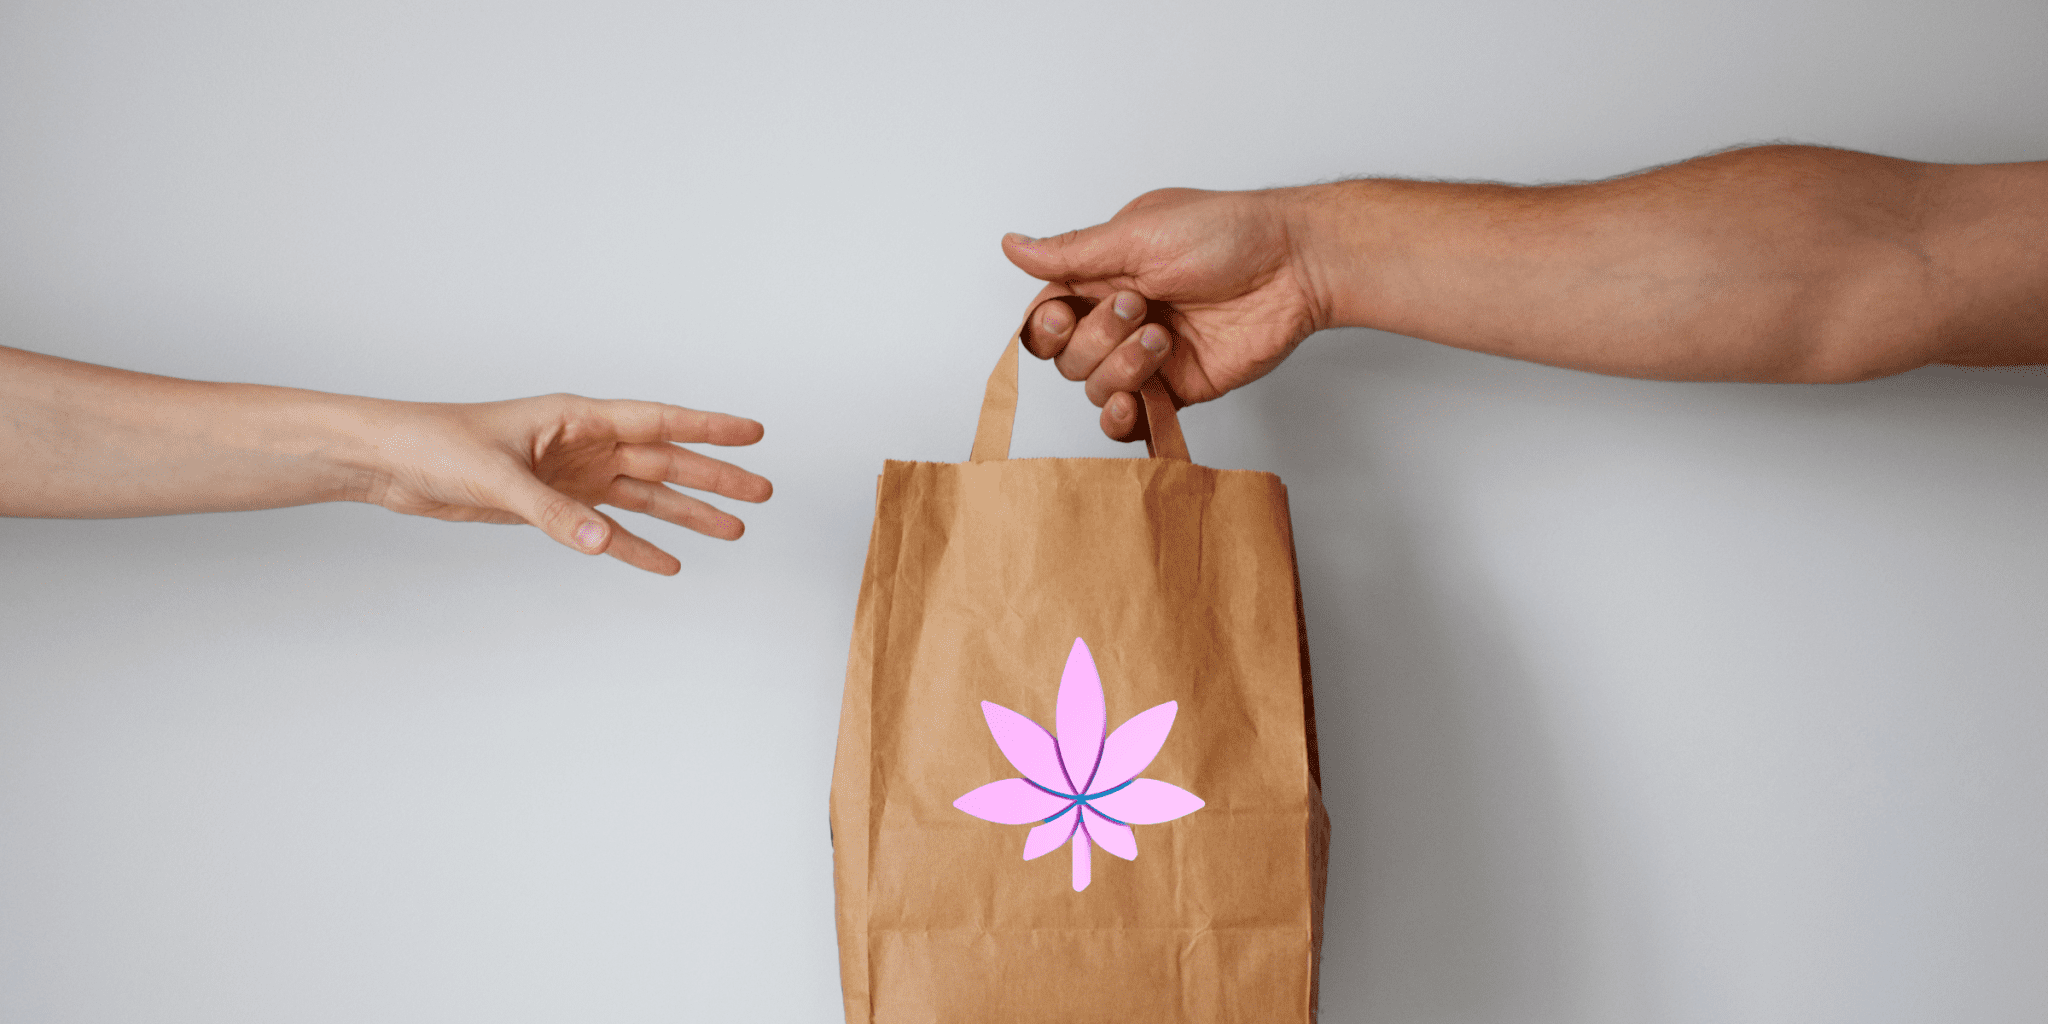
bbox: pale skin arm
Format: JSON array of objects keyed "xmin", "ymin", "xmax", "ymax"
[
  {"xmin": 1001, "ymin": 145, "xmax": 2048, "ymax": 439},
  {"xmin": 0, "ymin": 345, "xmax": 772, "ymax": 575}
]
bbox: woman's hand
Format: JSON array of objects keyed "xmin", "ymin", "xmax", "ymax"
[
  {"xmin": 355, "ymin": 394, "xmax": 771, "ymax": 576},
  {"xmin": 0, "ymin": 346, "xmax": 770, "ymax": 575},
  {"xmin": 1002, "ymin": 187, "xmax": 1328, "ymax": 440}
]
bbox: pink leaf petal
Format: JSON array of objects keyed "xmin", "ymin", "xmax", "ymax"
[
  {"xmin": 953, "ymin": 779, "xmax": 1073, "ymax": 825},
  {"xmin": 1022, "ymin": 806, "xmax": 1078, "ymax": 860},
  {"xmin": 1056, "ymin": 638, "xmax": 1106, "ymax": 792},
  {"xmin": 981, "ymin": 702, "xmax": 1069, "ymax": 791},
  {"xmin": 1082, "ymin": 807, "xmax": 1138, "ymax": 860},
  {"xmin": 1091, "ymin": 701, "xmax": 1178, "ymax": 791},
  {"xmin": 1071, "ymin": 822, "xmax": 1092, "ymax": 891},
  {"xmin": 1086, "ymin": 778, "xmax": 1205, "ymax": 825}
]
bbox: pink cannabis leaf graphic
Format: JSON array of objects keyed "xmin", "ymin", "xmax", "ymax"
[{"xmin": 953, "ymin": 637, "xmax": 1204, "ymax": 891}]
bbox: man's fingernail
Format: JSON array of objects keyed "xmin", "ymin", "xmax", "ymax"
[
  {"xmin": 1139, "ymin": 324, "xmax": 1169, "ymax": 354},
  {"xmin": 1111, "ymin": 394, "xmax": 1133, "ymax": 419},
  {"xmin": 575, "ymin": 521, "xmax": 605, "ymax": 550},
  {"xmin": 1005, "ymin": 232, "xmax": 1035, "ymax": 244},
  {"xmin": 1113, "ymin": 293, "xmax": 1144, "ymax": 320},
  {"xmin": 1040, "ymin": 310, "xmax": 1068, "ymax": 336}
]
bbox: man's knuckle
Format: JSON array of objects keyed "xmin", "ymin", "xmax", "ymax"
[{"xmin": 1125, "ymin": 187, "xmax": 1194, "ymax": 213}]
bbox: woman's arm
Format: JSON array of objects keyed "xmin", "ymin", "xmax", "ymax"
[{"xmin": 0, "ymin": 345, "xmax": 771, "ymax": 575}]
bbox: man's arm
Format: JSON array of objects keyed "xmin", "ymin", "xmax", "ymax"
[
  {"xmin": 0, "ymin": 345, "xmax": 771, "ymax": 575},
  {"xmin": 1001, "ymin": 145, "xmax": 2048, "ymax": 438}
]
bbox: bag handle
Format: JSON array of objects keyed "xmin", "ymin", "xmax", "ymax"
[{"xmin": 969, "ymin": 308, "xmax": 1191, "ymax": 463}]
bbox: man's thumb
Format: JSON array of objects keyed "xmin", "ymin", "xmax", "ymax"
[{"xmin": 1002, "ymin": 225, "xmax": 1132, "ymax": 283}]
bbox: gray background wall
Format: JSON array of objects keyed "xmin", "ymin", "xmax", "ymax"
[{"xmin": 3, "ymin": 1, "xmax": 2046, "ymax": 1021}]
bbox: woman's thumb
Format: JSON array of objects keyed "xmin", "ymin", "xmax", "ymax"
[{"xmin": 497, "ymin": 472, "xmax": 610, "ymax": 556}]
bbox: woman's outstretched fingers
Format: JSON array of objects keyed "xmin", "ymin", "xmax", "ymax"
[
  {"xmin": 689, "ymin": 409, "xmax": 765, "ymax": 447},
  {"xmin": 591, "ymin": 398, "xmax": 764, "ymax": 447},
  {"xmin": 606, "ymin": 475, "xmax": 746, "ymax": 540},
  {"xmin": 661, "ymin": 405, "xmax": 764, "ymax": 446},
  {"xmin": 616, "ymin": 443, "xmax": 772, "ymax": 503},
  {"xmin": 594, "ymin": 512, "xmax": 682, "ymax": 575}
]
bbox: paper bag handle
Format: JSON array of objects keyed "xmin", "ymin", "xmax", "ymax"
[{"xmin": 969, "ymin": 316, "xmax": 1191, "ymax": 463}]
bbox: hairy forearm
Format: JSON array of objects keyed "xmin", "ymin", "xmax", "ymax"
[
  {"xmin": 1289, "ymin": 145, "xmax": 2048, "ymax": 382},
  {"xmin": 0, "ymin": 346, "xmax": 375, "ymax": 517}
]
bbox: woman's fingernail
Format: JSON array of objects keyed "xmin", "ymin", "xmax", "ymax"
[
  {"xmin": 1139, "ymin": 324, "xmax": 1169, "ymax": 354},
  {"xmin": 1113, "ymin": 293, "xmax": 1144, "ymax": 320},
  {"xmin": 575, "ymin": 521, "xmax": 605, "ymax": 550}
]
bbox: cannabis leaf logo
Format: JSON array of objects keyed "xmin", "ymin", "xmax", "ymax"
[{"xmin": 953, "ymin": 638, "xmax": 1204, "ymax": 891}]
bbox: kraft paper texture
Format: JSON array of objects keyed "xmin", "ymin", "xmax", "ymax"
[{"xmin": 831, "ymin": 322, "xmax": 1328, "ymax": 1024}]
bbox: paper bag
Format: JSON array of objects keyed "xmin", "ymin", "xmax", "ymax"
[{"xmin": 831, "ymin": 321, "xmax": 1329, "ymax": 1023}]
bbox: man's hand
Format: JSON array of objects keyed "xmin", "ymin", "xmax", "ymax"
[
  {"xmin": 1002, "ymin": 188, "xmax": 1326, "ymax": 440},
  {"xmin": 1006, "ymin": 147, "xmax": 2048, "ymax": 439},
  {"xmin": 356, "ymin": 395, "xmax": 770, "ymax": 576}
]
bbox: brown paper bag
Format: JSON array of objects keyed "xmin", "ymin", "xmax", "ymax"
[{"xmin": 831, "ymin": 321, "xmax": 1329, "ymax": 1023}]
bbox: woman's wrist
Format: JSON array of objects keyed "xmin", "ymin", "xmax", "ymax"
[
  {"xmin": 191, "ymin": 382, "xmax": 392, "ymax": 511},
  {"xmin": 1, "ymin": 347, "xmax": 392, "ymax": 517},
  {"xmin": 293, "ymin": 389, "xmax": 419, "ymax": 509}
]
